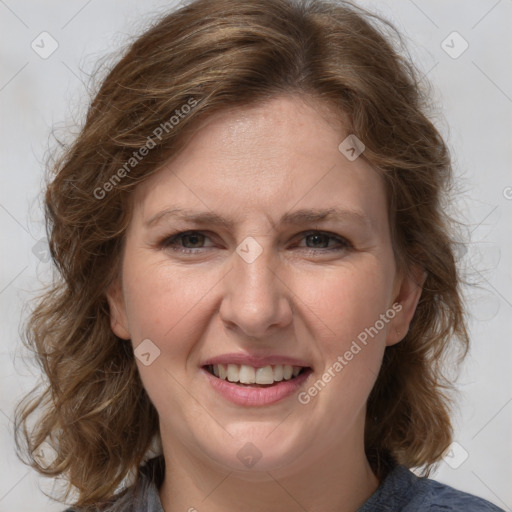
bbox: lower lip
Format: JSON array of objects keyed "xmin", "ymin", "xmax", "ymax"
[{"xmin": 201, "ymin": 367, "xmax": 313, "ymax": 406}]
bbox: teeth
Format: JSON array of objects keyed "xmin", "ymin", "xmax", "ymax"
[
  {"xmin": 227, "ymin": 364, "xmax": 239, "ymax": 383},
  {"xmin": 239, "ymin": 365, "xmax": 256, "ymax": 384},
  {"xmin": 255, "ymin": 366, "xmax": 274, "ymax": 384},
  {"xmin": 210, "ymin": 364, "xmax": 304, "ymax": 384}
]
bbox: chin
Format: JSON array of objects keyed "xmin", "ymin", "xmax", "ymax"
[{"xmin": 196, "ymin": 429, "xmax": 308, "ymax": 477}]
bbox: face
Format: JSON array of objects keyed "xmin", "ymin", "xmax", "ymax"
[{"xmin": 107, "ymin": 95, "xmax": 421, "ymax": 477}]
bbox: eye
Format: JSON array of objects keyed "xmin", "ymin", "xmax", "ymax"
[
  {"xmin": 160, "ymin": 230, "xmax": 214, "ymax": 254},
  {"xmin": 159, "ymin": 229, "xmax": 353, "ymax": 256},
  {"xmin": 294, "ymin": 230, "xmax": 352, "ymax": 254}
]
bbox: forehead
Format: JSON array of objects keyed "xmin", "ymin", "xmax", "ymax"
[{"xmin": 132, "ymin": 95, "xmax": 388, "ymax": 233}]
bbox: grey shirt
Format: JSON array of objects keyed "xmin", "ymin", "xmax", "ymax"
[{"xmin": 64, "ymin": 458, "xmax": 505, "ymax": 511}]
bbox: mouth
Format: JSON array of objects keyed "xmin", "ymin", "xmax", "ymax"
[{"xmin": 203, "ymin": 363, "xmax": 312, "ymax": 387}]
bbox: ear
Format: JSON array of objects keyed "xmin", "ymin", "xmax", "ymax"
[
  {"xmin": 106, "ymin": 277, "xmax": 131, "ymax": 340},
  {"xmin": 385, "ymin": 265, "xmax": 426, "ymax": 347}
]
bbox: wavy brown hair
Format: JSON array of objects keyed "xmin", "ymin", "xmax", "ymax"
[{"xmin": 15, "ymin": 0, "xmax": 469, "ymax": 508}]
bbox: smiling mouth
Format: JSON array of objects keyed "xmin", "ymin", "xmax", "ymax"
[{"xmin": 203, "ymin": 364, "xmax": 311, "ymax": 387}]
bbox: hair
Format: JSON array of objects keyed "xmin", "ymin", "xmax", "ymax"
[{"xmin": 15, "ymin": 0, "xmax": 469, "ymax": 508}]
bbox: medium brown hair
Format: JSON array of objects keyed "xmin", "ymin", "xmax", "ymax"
[{"xmin": 15, "ymin": 0, "xmax": 469, "ymax": 507}]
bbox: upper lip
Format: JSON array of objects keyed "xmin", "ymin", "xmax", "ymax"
[{"xmin": 201, "ymin": 353, "xmax": 312, "ymax": 369}]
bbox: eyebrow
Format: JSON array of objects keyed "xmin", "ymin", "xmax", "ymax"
[{"xmin": 144, "ymin": 206, "xmax": 371, "ymax": 230}]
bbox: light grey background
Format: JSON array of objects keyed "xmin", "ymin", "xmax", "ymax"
[{"xmin": 1, "ymin": 0, "xmax": 511, "ymax": 511}]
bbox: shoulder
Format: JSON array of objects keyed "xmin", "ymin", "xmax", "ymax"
[
  {"xmin": 359, "ymin": 465, "xmax": 505, "ymax": 512},
  {"xmin": 419, "ymin": 475, "xmax": 505, "ymax": 512},
  {"xmin": 60, "ymin": 455, "xmax": 165, "ymax": 512}
]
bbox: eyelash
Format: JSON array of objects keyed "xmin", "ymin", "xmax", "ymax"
[{"xmin": 159, "ymin": 230, "xmax": 353, "ymax": 255}]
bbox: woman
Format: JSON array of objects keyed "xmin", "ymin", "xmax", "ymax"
[{"xmin": 15, "ymin": 0, "xmax": 505, "ymax": 510}]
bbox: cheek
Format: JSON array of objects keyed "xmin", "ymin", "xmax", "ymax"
[
  {"xmin": 122, "ymin": 256, "xmax": 222, "ymax": 370},
  {"xmin": 304, "ymin": 259, "xmax": 394, "ymax": 341},
  {"xmin": 121, "ymin": 259, "xmax": 212, "ymax": 407},
  {"xmin": 299, "ymin": 259, "xmax": 394, "ymax": 395},
  {"xmin": 123, "ymin": 251, "xmax": 394, "ymax": 351}
]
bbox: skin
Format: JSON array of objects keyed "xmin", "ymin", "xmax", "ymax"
[{"xmin": 107, "ymin": 95, "xmax": 423, "ymax": 512}]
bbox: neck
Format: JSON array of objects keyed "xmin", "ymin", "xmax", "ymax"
[{"xmin": 158, "ymin": 427, "xmax": 379, "ymax": 512}]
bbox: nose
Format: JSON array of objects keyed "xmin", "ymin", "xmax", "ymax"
[{"xmin": 218, "ymin": 238, "xmax": 293, "ymax": 339}]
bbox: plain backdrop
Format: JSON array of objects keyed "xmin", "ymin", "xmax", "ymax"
[{"xmin": 1, "ymin": 0, "xmax": 511, "ymax": 511}]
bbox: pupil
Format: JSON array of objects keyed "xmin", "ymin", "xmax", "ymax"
[
  {"xmin": 308, "ymin": 234, "xmax": 327, "ymax": 248},
  {"xmin": 184, "ymin": 233, "xmax": 203, "ymax": 247}
]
